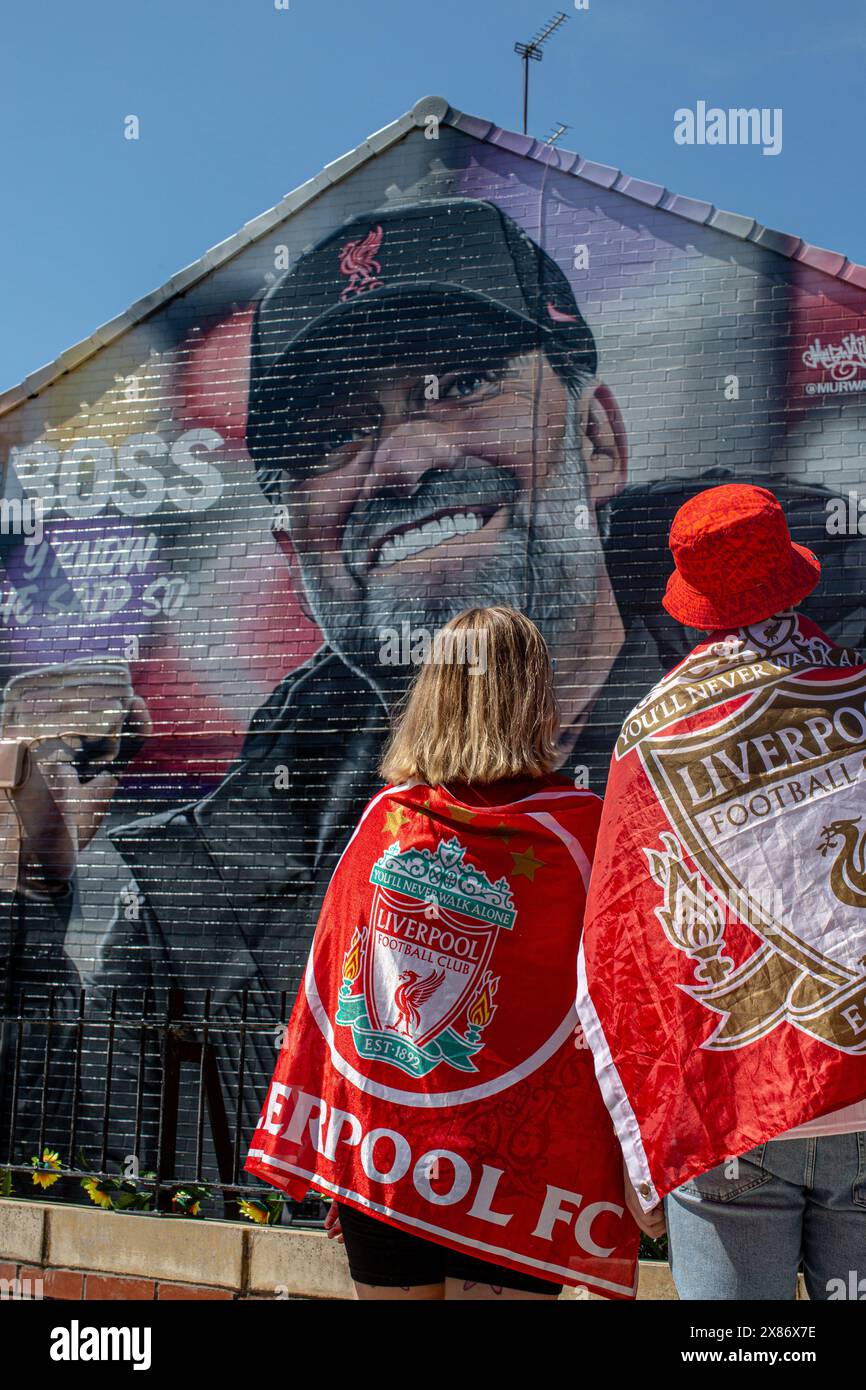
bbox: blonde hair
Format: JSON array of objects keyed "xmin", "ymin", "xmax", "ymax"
[{"xmin": 379, "ymin": 606, "xmax": 561, "ymax": 786}]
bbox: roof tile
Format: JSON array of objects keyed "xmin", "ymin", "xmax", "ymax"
[
  {"xmin": 795, "ymin": 243, "xmax": 848, "ymax": 277},
  {"xmin": 707, "ymin": 208, "xmax": 756, "ymax": 239},
  {"xmin": 613, "ymin": 175, "xmax": 665, "ymax": 207},
  {"xmin": 839, "ymin": 261, "xmax": 866, "ymax": 290},
  {"xmin": 489, "ymin": 129, "xmax": 537, "ymax": 157},
  {"xmin": 659, "ymin": 191, "xmax": 713, "ymax": 224},
  {"xmin": 750, "ymin": 225, "xmax": 802, "ymax": 257},
  {"xmin": 572, "ymin": 157, "xmax": 619, "ymax": 188}
]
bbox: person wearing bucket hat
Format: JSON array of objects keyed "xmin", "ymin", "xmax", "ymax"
[
  {"xmin": 661, "ymin": 483, "xmax": 821, "ymax": 631},
  {"xmin": 582, "ymin": 479, "xmax": 866, "ymax": 1301}
]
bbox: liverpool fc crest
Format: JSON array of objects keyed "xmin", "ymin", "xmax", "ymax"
[
  {"xmin": 336, "ymin": 837, "xmax": 515, "ymax": 1078},
  {"xmin": 641, "ymin": 671, "xmax": 866, "ymax": 1052}
]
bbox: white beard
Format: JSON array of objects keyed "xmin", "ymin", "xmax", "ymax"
[{"xmin": 295, "ymin": 421, "xmax": 603, "ymax": 700}]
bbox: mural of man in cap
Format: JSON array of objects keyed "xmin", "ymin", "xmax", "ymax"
[
  {"xmin": 5, "ymin": 197, "xmax": 862, "ymax": 1180},
  {"xmin": 245, "ymin": 199, "xmax": 630, "ymax": 771},
  {"xmin": 1, "ymin": 197, "xmax": 639, "ymax": 1176}
]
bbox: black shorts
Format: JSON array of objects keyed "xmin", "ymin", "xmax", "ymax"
[{"xmin": 336, "ymin": 1202, "xmax": 562, "ymax": 1296}]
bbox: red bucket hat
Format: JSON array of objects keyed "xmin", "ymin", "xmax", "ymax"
[{"xmin": 662, "ymin": 483, "xmax": 821, "ymax": 630}]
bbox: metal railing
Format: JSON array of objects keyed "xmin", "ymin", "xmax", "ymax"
[{"xmin": 0, "ymin": 984, "xmax": 327, "ymax": 1225}]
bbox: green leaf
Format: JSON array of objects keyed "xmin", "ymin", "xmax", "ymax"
[{"xmin": 112, "ymin": 1192, "xmax": 141, "ymax": 1209}]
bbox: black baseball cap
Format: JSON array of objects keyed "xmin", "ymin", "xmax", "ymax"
[{"xmin": 246, "ymin": 198, "xmax": 597, "ymax": 469}]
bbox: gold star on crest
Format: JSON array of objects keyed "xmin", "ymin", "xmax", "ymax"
[
  {"xmin": 384, "ymin": 806, "xmax": 412, "ymax": 838},
  {"xmin": 443, "ymin": 803, "xmax": 477, "ymax": 822},
  {"xmin": 510, "ymin": 844, "xmax": 545, "ymax": 880}
]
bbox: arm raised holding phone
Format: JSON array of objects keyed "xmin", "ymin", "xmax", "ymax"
[{"xmin": 1, "ymin": 659, "xmax": 152, "ymax": 895}]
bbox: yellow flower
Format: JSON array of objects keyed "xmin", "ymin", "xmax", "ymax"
[
  {"xmin": 31, "ymin": 1149, "xmax": 61, "ymax": 1189},
  {"xmin": 239, "ymin": 1199, "xmax": 269, "ymax": 1225},
  {"xmin": 171, "ymin": 1190, "xmax": 201, "ymax": 1216},
  {"xmin": 82, "ymin": 1178, "xmax": 113, "ymax": 1209}
]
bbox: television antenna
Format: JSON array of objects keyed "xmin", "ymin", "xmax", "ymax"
[
  {"xmin": 544, "ymin": 122, "xmax": 570, "ymax": 146},
  {"xmin": 514, "ymin": 12, "xmax": 569, "ymax": 135}
]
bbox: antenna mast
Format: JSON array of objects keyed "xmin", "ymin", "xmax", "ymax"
[{"xmin": 514, "ymin": 12, "xmax": 568, "ymax": 136}]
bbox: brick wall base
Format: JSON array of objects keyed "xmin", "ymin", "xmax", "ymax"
[
  {"xmin": 0, "ymin": 1196, "xmax": 735, "ymax": 1301},
  {"xmin": 0, "ymin": 1259, "xmax": 238, "ymax": 1300}
]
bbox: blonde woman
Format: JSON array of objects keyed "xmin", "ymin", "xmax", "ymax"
[{"xmin": 245, "ymin": 606, "xmax": 644, "ymax": 1301}]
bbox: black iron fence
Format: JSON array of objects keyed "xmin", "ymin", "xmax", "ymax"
[{"xmin": 0, "ymin": 984, "xmax": 327, "ymax": 1225}]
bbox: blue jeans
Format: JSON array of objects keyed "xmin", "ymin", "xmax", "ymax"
[{"xmin": 664, "ymin": 1132, "xmax": 866, "ymax": 1300}]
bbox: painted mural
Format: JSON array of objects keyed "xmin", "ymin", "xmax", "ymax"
[{"xmin": 3, "ymin": 113, "xmax": 866, "ymax": 1193}]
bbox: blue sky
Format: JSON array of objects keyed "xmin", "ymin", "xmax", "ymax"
[{"xmin": 3, "ymin": 0, "xmax": 864, "ymax": 390}]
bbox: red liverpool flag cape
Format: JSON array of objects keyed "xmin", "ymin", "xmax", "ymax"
[
  {"xmin": 245, "ymin": 776, "xmax": 640, "ymax": 1297},
  {"xmin": 578, "ymin": 611, "xmax": 866, "ymax": 1210}
]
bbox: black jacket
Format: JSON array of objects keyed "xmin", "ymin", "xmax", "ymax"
[{"xmin": 7, "ymin": 470, "xmax": 865, "ymax": 1184}]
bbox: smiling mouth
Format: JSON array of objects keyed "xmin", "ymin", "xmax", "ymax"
[{"xmin": 368, "ymin": 504, "xmax": 501, "ymax": 571}]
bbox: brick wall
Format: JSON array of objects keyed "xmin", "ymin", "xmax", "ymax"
[
  {"xmin": 0, "ymin": 1198, "xmax": 684, "ymax": 1300},
  {"xmin": 0, "ymin": 1262, "xmax": 235, "ymax": 1301},
  {"xmin": 1, "ymin": 97, "xmax": 865, "ymax": 1215}
]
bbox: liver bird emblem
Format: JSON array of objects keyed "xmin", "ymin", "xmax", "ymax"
[
  {"xmin": 817, "ymin": 817, "xmax": 866, "ymax": 909},
  {"xmin": 338, "ymin": 225, "xmax": 383, "ymax": 300},
  {"xmin": 389, "ymin": 968, "xmax": 445, "ymax": 1039}
]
